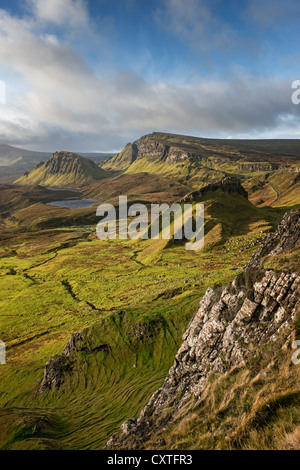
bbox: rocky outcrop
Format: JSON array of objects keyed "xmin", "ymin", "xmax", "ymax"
[
  {"xmin": 283, "ymin": 166, "xmax": 300, "ymax": 174},
  {"xmin": 101, "ymin": 132, "xmax": 300, "ymax": 174},
  {"xmin": 238, "ymin": 162, "xmax": 278, "ymax": 172},
  {"xmin": 103, "ymin": 133, "xmax": 205, "ymax": 171},
  {"xmin": 134, "ymin": 135, "xmax": 197, "ymax": 165},
  {"xmin": 38, "ymin": 310, "xmax": 164, "ymax": 395},
  {"xmin": 38, "ymin": 332, "xmax": 110, "ymax": 393},
  {"xmin": 181, "ymin": 176, "xmax": 248, "ymax": 202},
  {"xmin": 106, "ymin": 210, "xmax": 300, "ymax": 449},
  {"xmin": 245, "ymin": 209, "xmax": 300, "ymax": 269}
]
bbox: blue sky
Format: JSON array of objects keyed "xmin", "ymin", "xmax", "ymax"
[{"xmin": 0, "ymin": 0, "xmax": 300, "ymax": 152}]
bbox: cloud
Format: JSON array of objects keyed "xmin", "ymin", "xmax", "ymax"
[
  {"xmin": 245, "ymin": 0, "xmax": 300, "ymax": 27},
  {"xmin": 0, "ymin": 6, "xmax": 299, "ymax": 151},
  {"xmin": 29, "ymin": 0, "xmax": 89, "ymax": 28},
  {"xmin": 154, "ymin": 0, "xmax": 247, "ymax": 54}
]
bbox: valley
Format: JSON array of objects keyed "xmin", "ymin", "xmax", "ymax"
[{"xmin": 0, "ymin": 132, "xmax": 299, "ymax": 450}]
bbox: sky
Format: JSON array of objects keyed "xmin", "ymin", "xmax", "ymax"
[{"xmin": 0, "ymin": 0, "xmax": 300, "ymax": 152}]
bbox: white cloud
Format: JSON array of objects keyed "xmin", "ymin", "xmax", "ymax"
[
  {"xmin": 155, "ymin": 0, "xmax": 244, "ymax": 54},
  {"xmin": 0, "ymin": 6, "xmax": 299, "ymax": 151},
  {"xmin": 245, "ymin": 0, "xmax": 300, "ymax": 27},
  {"xmin": 30, "ymin": 0, "xmax": 89, "ymax": 28}
]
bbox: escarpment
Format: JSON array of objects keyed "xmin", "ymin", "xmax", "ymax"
[
  {"xmin": 106, "ymin": 209, "xmax": 300, "ymax": 449},
  {"xmin": 181, "ymin": 176, "xmax": 248, "ymax": 202},
  {"xmin": 103, "ymin": 133, "xmax": 201, "ymax": 171}
]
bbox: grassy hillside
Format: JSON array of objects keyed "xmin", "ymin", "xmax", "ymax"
[
  {"xmin": 99, "ymin": 133, "xmax": 300, "ymax": 207},
  {"xmin": 15, "ymin": 151, "xmax": 109, "ymax": 188},
  {"xmin": 0, "ymin": 187, "xmax": 285, "ymax": 449},
  {"xmin": 130, "ymin": 247, "xmax": 300, "ymax": 451},
  {"xmin": 0, "ymin": 132, "xmax": 299, "ymax": 450}
]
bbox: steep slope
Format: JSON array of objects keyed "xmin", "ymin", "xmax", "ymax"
[
  {"xmin": 0, "ymin": 184, "xmax": 291, "ymax": 450},
  {"xmin": 101, "ymin": 132, "xmax": 300, "ymax": 205},
  {"xmin": 107, "ymin": 209, "xmax": 300, "ymax": 450},
  {"xmin": 15, "ymin": 151, "xmax": 109, "ymax": 188},
  {"xmin": 0, "ymin": 144, "xmax": 51, "ymax": 167},
  {"xmin": 102, "ymin": 132, "xmax": 300, "ymax": 173},
  {"xmin": 136, "ymin": 176, "xmax": 271, "ymax": 265},
  {"xmin": 0, "ymin": 145, "xmax": 52, "ymax": 184}
]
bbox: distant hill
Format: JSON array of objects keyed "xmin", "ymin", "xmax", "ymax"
[
  {"xmin": 102, "ymin": 132, "xmax": 300, "ymax": 174},
  {"xmin": 0, "ymin": 144, "xmax": 113, "ymax": 183},
  {"xmin": 15, "ymin": 151, "xmax": 109, "ymax": 188},
  {"xmin": 100, "ymin": 132, "xmax": 300, "ymax": 208}
]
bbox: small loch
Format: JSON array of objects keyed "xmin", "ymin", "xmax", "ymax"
[{"xmin": 47, "ymin": 199, "xmax": 98, "ymax": 209}]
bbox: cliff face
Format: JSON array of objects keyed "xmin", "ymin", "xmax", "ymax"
[
  {"xmin": 181, "ymin": 176, "xmax": 248, "ymax": 202},
  {"xmin": 106, "ymin": 209, "xmax": 300, "ymax": 449},
  {"xmin": 134, "ymin": 136, "xmax": 194, "ymax": 165},
  {"xmin": 102, "ymin": 134, "xmax": 205, "ymax": 172}
]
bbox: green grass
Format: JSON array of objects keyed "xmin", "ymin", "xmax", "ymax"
[
  {"xmin": 0, "ymin": 195, "xmax": 278, "ymax": 449},
  {"xmin": 0, "ymin": 179, "xmax": 296, "ymax": 450}
]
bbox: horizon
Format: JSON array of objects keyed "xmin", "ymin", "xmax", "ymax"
[
  {"xmin": 0, "ymin": 1, "xmax": 300, "ymax": 152},
  {"xmin": 2, "ymin": 131, "xmax": 300, "ymax": 156}
]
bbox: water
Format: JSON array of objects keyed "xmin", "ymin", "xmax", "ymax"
[
  {"xmin": 47, "ymin": 199, "xmax": 98, "ymax": 209},
  {"xmin": 44, "ymin": 187, "xmax": 79, "ymax": 192}
]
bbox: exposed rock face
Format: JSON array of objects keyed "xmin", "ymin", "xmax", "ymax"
[
  {"xmin": 134, "ymin": 135, "xmax": 196, "ymax": 165},
  {"xmin": 38, "ymin": 332, "xmax": 110, "ymax": 393},
  {"xmin": 43, "ymin": 152, "xmax": 95, "ymax": 176},
  {"xmin": 121, "ymin": 418, "xmax": 137, "ymax": 434},
  {"xmin": 245, "ymin": 209, "xmax": 300, "ymax": 269},
  {"xmin": 181, "ymin": 176, "xmax": 248, "ymax": 202},
  {"xmin": 110, "ymin": 143, "xmax": 139, "ymax": 170},
  {"xmin": 102, "ymin": 132, "xmax": 300, "ymax": 176},
  {"xmin": 106, "ymin": 209, "xmax": 300, "ymax": 449},
  {"xmin": 38, "ymin": 310, "xmax": 163, "ymax": 395},
  {"xmin": 104, "ymin": 133, "xmax": 205, "ymax": 171},
  {"xmin": 238, "ymin": 162, "xmax": 277, "ymax": 172},
  {"xmin": 284, "ymin": 166, "xmax": 300, "ymax": 174}
]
